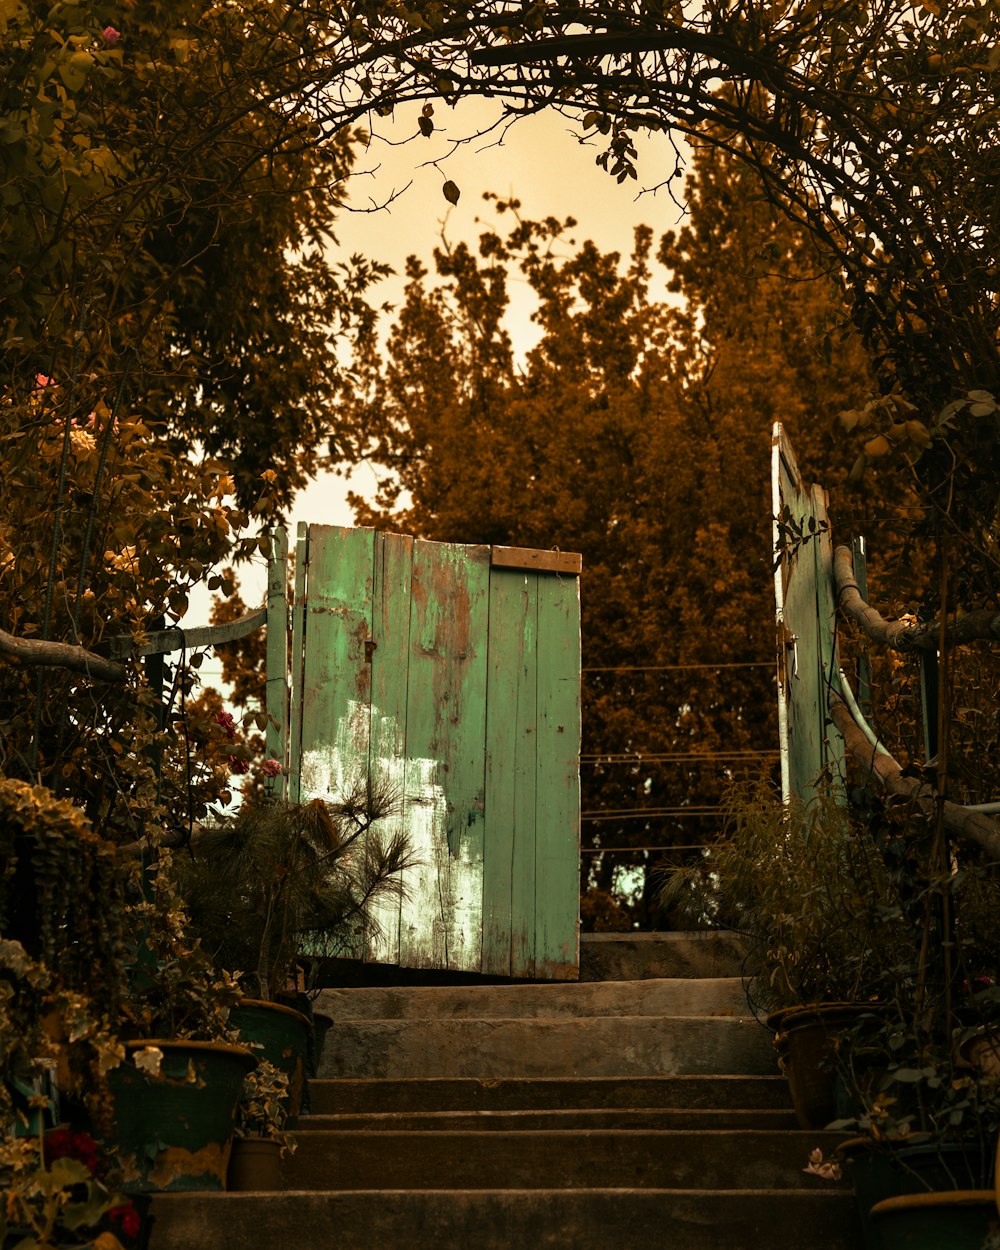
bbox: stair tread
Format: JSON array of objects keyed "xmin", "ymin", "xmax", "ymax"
[
  {"xmin": 147, "ymin": 936, "xmax": 843, "ymax": 1249},
  {"xmin": 150, "ymin": 1187, "xmax": 860, "ymax": 1250}
]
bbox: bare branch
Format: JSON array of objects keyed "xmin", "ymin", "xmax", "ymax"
[{"xmin": 0, "ymin": 629, "xmax": 127, "ymax": 684}]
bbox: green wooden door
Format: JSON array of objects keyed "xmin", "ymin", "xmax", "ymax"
[
  {"xmin": 771, "ymin": 423, "xmax": 845, "ymax": 803},
  {"xmin": 288, "ymin": 525, "xmax": 581, "ymax": 980}
]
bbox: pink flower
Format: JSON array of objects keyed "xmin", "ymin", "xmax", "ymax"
[
  {"xmin": 215, "ymin": 709, "xmax": 236, "ymax": 741},
  {"xmin": 102, "ymin": 25, "xmax": 121, "ymax": 45},
  {"xmin": 261, "ymin": 758, "xmax": 282, "ymax": 777},
  {"xmin": 35, "ymin": 374, "xmax": 53, "ymax": 388},
  {"xmin": 230, "ymin": 756, "xmax": 250, "ymax": 775}
]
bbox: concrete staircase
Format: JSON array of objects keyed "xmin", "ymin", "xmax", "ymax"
[{"xmin": 149, "ymin": 933, "xmax": 860, "ymax": 1249}]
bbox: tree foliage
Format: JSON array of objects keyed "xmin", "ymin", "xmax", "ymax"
[
  {"xmin": 1, "ymin": 0, "xmax": 388, "ymax": 506},
  {"xmin": 1, "ymin": 0, "xmax": 995, "ymax": 926},
  {"xmin": 0, "ymin": 0, "xmax": 387, "ymax": 842}
]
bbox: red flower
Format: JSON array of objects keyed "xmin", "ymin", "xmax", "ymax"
[
  {"xmin": 230, "ymin": 756, "xmax": 250, "ymax": 775},
  {"xmin": 108, "ymin": 1203, "xmax": 142, "ymax": 1240},
  {"xmin": 215, "ymin": 709, "xmax": 237, "ymax": 741},
  {"xmin": 44, "ymin": 1128, "xmax": 103, "ymax": 1177},
  {"xmin": 102, "ymin": 25, "xmax": 121, "ymax": 45}
]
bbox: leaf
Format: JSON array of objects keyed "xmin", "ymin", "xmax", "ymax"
[
  {"xmin": 848, "ymin": 453, "xmax": 868, "ymax": 485},
  {"xmin": 904, "ymin": 419, "xmax": 932, "ymax": 449},
  {"xmin": 863, "ymin": 434, "xmax": 890, "ymax": 458},
  {"xmin": 58, "ymin": 51, "xmax": 94, "ymax": 93},
  {"xmin": 417, "ymin": 115, "xmax": 433, "ymax": 138},
  {"xmin": 442, "ymin": 180, "xmax": 460, "ymax": 205}
]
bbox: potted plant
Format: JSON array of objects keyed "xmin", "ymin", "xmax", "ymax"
[
  {"xmin": 176, "ymin": 780, "xmax": 415, "ymax": 1121},
  {"xmin": 1, "ymin": 1126, "xmax": 151, "ymax": 1250},
  {"xmin": 661, "ymin": 776, "xmax": 909, "ymax": 1127},
  {"xmin": 816, "ymin": 1020, "xmax": 1000, "ymax": 1250},
  {"xmin": 107, "ymin": 871, "xmax": 255, "ymax": 1193},
  {"xmin": 227, "ymin": 1059, "xmax": 295, "ymax": 1192},
  {"xmin": 817, "ymin": 798, "xmax": 1000, "ymax": 1249}
]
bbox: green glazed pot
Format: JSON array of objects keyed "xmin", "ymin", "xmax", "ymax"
[
  {"xmin": 229, "ymin": 999, "xmax": 312, "ymax": 1126},
  {"xmin": 108, "ymin": 1039, "xmax": 256, "ymax": 1192},
  {"xmin": 839, "ymin": 1137, "xmax": 988, "ymax": 1250},
  {"xmin": 871, "ymin": 1190, "xmax": 999, "ymax": 1250}
]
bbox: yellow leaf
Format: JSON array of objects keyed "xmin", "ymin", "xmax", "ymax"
[{"xmin": 864, "ymin": 434, "xmax": 891, "ymax": 458}]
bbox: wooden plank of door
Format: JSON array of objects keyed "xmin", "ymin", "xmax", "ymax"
[
  {"xmin": 287, "ymin": 523, "xmax": 310, "ymax": 805},
  {"xmin": 533, "ymin": 570, "xmax": 581, "ymax": 980},
  {"xmin": 296, "ymin": 526, "xmax": 375, "ymax": 960},
  {"xmin": 482, "ymin": 567, "xmax": 538, "ymax": 978},
  {"xmin": 772, "ymin": 424, "xmax": 843, "ymax": 803},
  {"xmin": 265, "ymin": 526, "xmax": 288, "ymax": 797},
  {"xmin": 363, "ymin": 530, "xmax": 414, "ymax": 966},
  {"xmin": 397, "ymin": 538, "xmax": 490, "ymax": 972}
]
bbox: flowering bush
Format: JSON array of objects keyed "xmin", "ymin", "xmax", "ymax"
[{"xmin": 0, "ymin": 1128, "xmax": 146, "ymax": 1250}]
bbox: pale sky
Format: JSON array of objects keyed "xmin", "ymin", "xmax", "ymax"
[
  {"xmin": 299, "ymin": 98, "xmax": 687, "ymax": 527},
  {"xmin": 189, "ymin": 99, "xmax": 689, "ymax": 649}
]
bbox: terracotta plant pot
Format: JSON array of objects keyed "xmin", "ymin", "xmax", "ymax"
[
  {"xmin": 107, "ymin": 1039, "xmax": 256, "ymax": 1192},
  {"xmin": 767, "ymin": 1002, "xmax": 876, "ymax": 1130},
  {"xmin": 310, "ymin": 1011, "xmax": 333, "ymax": 1078},
  {"xmin": 229, "ymin": 999, "xmax": 312, "ymax": 1126},
  {"xmin": 227, "ymin": 1137, "xmax": 285, "ymax": 1191}
]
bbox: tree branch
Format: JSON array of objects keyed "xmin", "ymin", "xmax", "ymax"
[
  {"xmin": 829, "ymin": 692, "xmax": 1000, "ymax": 860},
  {"xmin": 0, "ymin": 629, "xmax": 127, "ymax": 684},
  {"xmin": 834, "ymin": 545, "xmax": 1000, "ymax": 651}
]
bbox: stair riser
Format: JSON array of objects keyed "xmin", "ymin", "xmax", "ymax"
[
  {"xmin": 318, "ymin": 1017, "xmax": 776, "ymax": 1079},
  {"xmin": 281, "ymin": 1129, "xmax": 848, "ymax": 1191},
  {"xmin": 308, "ymin": 1075, "xmax": 792, "ymax": 1115},
  {"xmin": 150, "ymin": 1190, "xmax": 861, "ymax": 1250},
  {"xmin": 580, "ymin": 933, "xmax": 750, "ymax": 981},
  {"xmin": 314, "ymin": 978, "xmax": 750, "ymax": 1021}
]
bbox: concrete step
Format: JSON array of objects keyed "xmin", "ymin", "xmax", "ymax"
[
  {"xmin": 296, "ymin": 1107, "xmax": 800, "ymax": 1131},
  {"xmin": 314, "ymin": 976, "xmax": 750, "ymax": 1021},
  {"xmin": 308, "ymin": 1074, "xmax": 792, "ymax": 1115},
  {"xmin": 579, "ymin": 931, "xmax": 750, "ymax": 981},
  {"xmin": 317, "ymin": 1014, "xmax": 776, "ymax": 1079},
  {"xmin": 280, "ymin": 1127, "xmax": 846, "ymax": 1191},
  {"xmin": 150, "ymin": 1189, "xmax": 862, "ymax": 1250}
]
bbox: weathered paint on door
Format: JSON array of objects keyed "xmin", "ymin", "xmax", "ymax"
[
  {"xmin": 771, "ymin": 424, "xmax": 845, "ymax": 803},
  {"xmin": 288, "ymin": 525, "xmax": 581, "ymax": 980}
]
